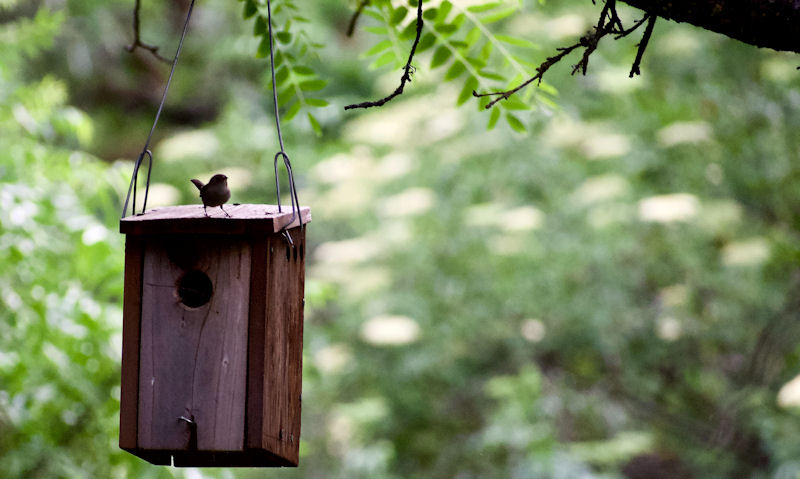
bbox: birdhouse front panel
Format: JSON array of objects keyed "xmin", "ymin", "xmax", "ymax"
[
  {"xmin": 137, "ymin": 236, "xmax": 251, "ymax": 452},
  {"xmin": 119, "ymin": 204, "xmax": 310, "ymax": 467}
]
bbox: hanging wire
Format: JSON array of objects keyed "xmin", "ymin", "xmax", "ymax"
[
  {"xmin": 121, "ymin": 0, "xmax": 197, "ymax": 218},
  {"xmin": 266, "ymin": 0, "xmax": 302, "ymax": 245}
]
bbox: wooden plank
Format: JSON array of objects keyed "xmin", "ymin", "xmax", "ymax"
[
  {"xmin": 257, "ymin": 226, "xmax": 305, "ymax": 464},
  {"xmin": 286, "ymin": 227, "xmax": 306, "ymax": 464},
  {"xmin": 137, "ymin": 236, "xmax": 250, "ymax": 452},
  {"xmin": 171, "ymin": 450, "xmax": 294, "ymax": 467},
  {"xmin": 246, "ymin": 237, "xmax": 269, "ymax": 450},
  {"xmin": 260, "ymin": 232, "xmax": 290, "ymax": 458},
  {"xmin": 120, "ymin": 236, "xmax": 145, "ymax": 450},
  {"xmin": 120, "ymin": 204, "xmax": 311, "ymax": 236}
]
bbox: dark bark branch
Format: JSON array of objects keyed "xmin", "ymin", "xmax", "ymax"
[
  {"xmin": 344, "ymin": 1, "xmax": 424, "ymax": 110},
  {"xmin": 620, "ymin": 0, "xmax": 800, "ymax": 53},
  {"xmin": 629, "ymin": 14, "xmax": 656, "ymax": 77},
  {"xmin": 125, "ymin": 0, "xmax": 171, "ymax": 63},
  {"xmin": 347, "ymin": 0, "xmax": 371, "ymax": 37}
]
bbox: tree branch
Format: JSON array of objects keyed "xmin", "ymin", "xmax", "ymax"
[
  {"xmin": 125, "ymin": 0, "xmax": 171, "ymax": 64},
  {"xmin": 474, "ymin": 0, "xmax": 651, "ymax": 109},
  {"xmin": 473, "ymin": 42, "xmax": 582, "ymax": 109},
  {"xmin": 629, "ymin": 14, "xmax": 656, "ymax": 77},
  {"xmin": 344, "ymin": 1, "xmax": 424, "ymax": 110},
  {"xmin": 347, "ymin": 0, "xmax": 371, "ymax": 37},
  {"xmin": 619, "ymin": 0, "xmax": 800, "ymax": 53}
]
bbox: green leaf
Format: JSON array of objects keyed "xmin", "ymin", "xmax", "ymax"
[
  {"xmin": 364, "ymin": 39, "xmax": 393, "ymax": 56},
  {"xmin": 445, "ymin": 61, "xmax": 465, "ymax": 81},
  {"xmin": 305, "ymin": 98, "xmax": 329, "ymax": 107},
  {"xmin": 283, "ymin": 100, "xmax": 301, "ymax": 121},
  {"xmin": 243, "ymin": 0, "xmax": 257, "ymax": 19},
  {"xmin": 277, "ymin": 87, "xmax": 294, "ymax": 108},
  {"xmin": 478, "ymin": 41, "xmax": 493, "ymax": 62},
  {"xmin": 400, "ymin": 20, "xmax": 418, "ymax": 40},
  {"xmin": 277, "ymin": 31, "xmax": 292, "ymax": 44},
  {"xmin": 437, "ymin": 1, "xmax": 453, "ymax": 22},
  {"xmin": 467, "ymin": 2, "xmax": 505, "ymax": 14},
  {"xmin": 505, "ymin": 113, "xmax": 526, "ymax": 132},
  {"xmin": 423, "ymin": 8, "xmax": 438, "ymax": 21},
  {"xmin": 363, "ymin": 9, "xmax": 384, "ymax": 23},
  {"xmin": 371, "ymin": 50, "xmax": 398, "ymax": 69},
  {"xmin": 434, "ymin": 23, "xmax": 458, "ymax": 36},
  {"xmin": 495, "ymin": 34, "xmax": 538, "ymax": 50},
  {"xmin": 431, "ymin": 46, "xmax": 451, "ymax": 69},
  {"xmin": 292, "ymin": 65, "xmax": 315, "ymax": 75},
  {"xmin": 481, "ymin": 7, "xmax": 517, "ymax": 24},
  {"xmin": 479, "ymin": 70, "xmax": 505, "ymax": 81},
  {"xmin": 253, "ymin": 15, "xmax": 267, "ymax": 36},
  {"xmin": 457, "ymin": 76, "xmax": 479, "ymax": 106},
  {"xmin": 502, "ymin": 95, "xmax": 530, "ymax": 110},
  {"xmin": 299, "ymin": 79, "xmax": 326, "ymax": 91},
  {"xmin": 308, "ymin": 112, "xmax": 322, "ymax": 136},
  {"xmin": 390, "ymin": 6, "xmax": 408, "ymax": 26},
  {"xmin": 275, "ymin": 65, "xmax": 290, "ymax": 84},
  {"xmin": 256, "ymin": 37, "xmax": 270, "ymax": 58},
  {"xmin": 466, "ymin": 56, "xmax": 487, "ymax": 69},
  {"xmin": 487, "ymin": 105, "xmax": 501, "ymax": 129},
  {"xmin": 464, "ymin": 27, "xmax": 482, "ymax": 48},
  {"xmin": 364, "ymin": 26, "xmax": 388, "ymax": 35},
  {"xmin": 416, "ymin": 32, "xmax": 436, "ymax": 53}
]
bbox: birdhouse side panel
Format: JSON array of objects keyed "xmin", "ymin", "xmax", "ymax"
[
  {"xmin": 120, "ymin": 236, "xmax": 145, "ymax": 451},
  {"xmin": 137, "ymin": 236, "xmax": 251, "ymax": 452},
  {"xmin": 286, "ymin": 228, "xmax": 306, "ymax": 462},
  {"xmin": 255, "ymin": 228, "xmax": 305, "ymax": 464}
]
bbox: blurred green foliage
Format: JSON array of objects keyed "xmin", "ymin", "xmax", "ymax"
[{"xmin": 2, "ymin": 1, "xmax": 800, "ymax": 478}]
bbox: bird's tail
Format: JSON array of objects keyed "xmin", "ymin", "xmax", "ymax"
[{"xmin": 190, "ymin": 179, "xmax": 204, "ymax": 190}]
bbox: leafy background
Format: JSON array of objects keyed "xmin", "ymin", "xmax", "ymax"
[{"xmin": 2, "ymin": 0, "xmax": 800, "ymax": 478}]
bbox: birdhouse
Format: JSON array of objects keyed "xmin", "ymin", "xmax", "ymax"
[{"xmin": 118, "ymin": 204, "xmax": 310, "ymax": 467}]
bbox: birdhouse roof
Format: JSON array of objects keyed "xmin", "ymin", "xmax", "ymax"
[{"xmin": 120, "ymin": 204, "xmax": 311, "ymax": 235}]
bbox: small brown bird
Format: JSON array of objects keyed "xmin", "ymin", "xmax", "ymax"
[{"xmin": 190, "ymin": 174, "xmax": 231, "ymax": 217}]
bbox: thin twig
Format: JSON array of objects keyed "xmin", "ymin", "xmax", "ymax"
[
  {"xmin": 347, "ymin": 0, "xmax": 371, "ymax": 37},
  {"xmin": 344, "ymin": 1, "xmax": 424, "ymax": 110},
  {"xmin": 572, "ymin": 0, "xmax": 612, "ymax": 75},
  {"xmin": 474, "ymin": 0, "xmax": 657, "ymax": 109},
  {"xmin": 629, "ymin": 14, "xmax": 656, "ymax": 77},
  {"xmin": 125, "ymin": 0, "xmax": 171, "ymax": 63},
  {"xmin": 605, "ymin": 0, "xmax": 625, "ymax": 33},
  {"xmin": 473, "ymin": 43, "xmax": 581, "ymax": 109},
  {"xmin": 614, "ymin": 14, "xmax": 650, "ymax": 38}
]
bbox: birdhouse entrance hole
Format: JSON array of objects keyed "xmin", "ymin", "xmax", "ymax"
[{"xmin": 177, "ymin": 270, "xmax": 213, "ymax": 308}]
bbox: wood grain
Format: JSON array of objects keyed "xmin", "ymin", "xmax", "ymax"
[
  {"xmin": 259, "ymin": 227, "xmax": 306, "ymax": 464},
  {"xmin": 120, "ymin": 236, "xmax": 144, "ymax": 450},
  {"xmin": 286, "ymin": 227, "xmax": 306, "ymax": 463},
  {"xmin": 137, "ymin": 236, "xmax": 250, "ymax": 451},
  {"xmin": 242, "ymin": 226, "xmax": 306, "ymax": 465},
  {"xmin": 246, "ymin": 236, "xmax": 269, "ymax": 450},
  {"xmin": 120, "ymin": 204, "xmax": 311, "ymax": 236}
]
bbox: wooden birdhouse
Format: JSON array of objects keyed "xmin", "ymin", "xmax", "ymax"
[{"xmin": 118, "ymin": 204, "xmax": 310, "ymax": 467}]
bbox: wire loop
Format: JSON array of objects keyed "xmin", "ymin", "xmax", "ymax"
[
  {"xmin": 266, "ymin": 0, "xmax": 303, "ymax": 243},
  {"xmin": 274, "ymin": 151, "xmax": 301, "ymax": 241},
  {"xmin": 122, "ymin": 149, "xmax": 153, "ymax": 217}
]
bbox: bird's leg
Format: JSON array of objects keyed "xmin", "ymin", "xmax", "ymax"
[
  {"xmin": 220, "ymin": 204, "xmax": 231, "ymax": 218},
  {"xmin": 203, "ymin": 205, "xmax": 209, "ymax": 217}
]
